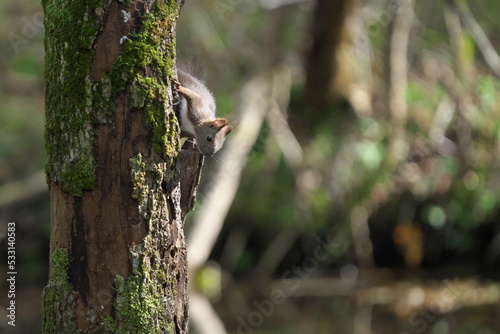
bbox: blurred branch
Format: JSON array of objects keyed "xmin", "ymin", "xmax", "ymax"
[
  {"xmin": 266, "ymin": 65, "xmax": 303, "ymax": 167},
  {"xmin": 440, "ymin": 68, "xmax": 475, "ymax": 165},
  {"xmin": 187, "ymin": 73, "xmax": 269, "ymax": 272},
  {"xmin": 187, "ymin": 63, "xmax": 299, "ymax": 272},
  {"xmin": 353, "ymin": 305, "xmax": 373, "ymax": 334},
  {"xmin": 254, "ymin": 228, "xmax": 300, "ymax": 277},
  {"xmin": 187, "ymin": 5, "xmax": 300, "ymax": 272},
  {"xmin": 187, "ymin": 8, "xmax": 304, "ymax": 333},
  {"xmin": 346, "ymin": 12, "xmax": 374, "ymax": 117},
  {"xmin": 252, "ymin": 67, "xmax": 302, "ymax": 276},
  {"xmin": 429, "ymin": 97, "xmax": 458, "ymax": 157},
  {"xmin": 444, "ymin": 3, "xmax": 471, "ymax": 78},
  {"xmin": 0, "ymin": 171, "xmax": 47, "ymax": 207},
  {"xmin": 453, "ymin": 0, "xmax": 500, "ymax": 77},
  {"xmin": 350, "ymin": 205, "xmax": 374, "ymax": 269},
  {"xmin": 189, "ymin": 292, "xmax": 228, "ymax": 334},
  {"xmin": 270, "ymin": 276, "xmax": 500, "ymax": 315},
  {"xmin": 386, "ymin": 0, "xmax": 414, "ymax": 167}
]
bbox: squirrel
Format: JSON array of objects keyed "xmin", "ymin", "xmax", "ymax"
[{"xmin": 173, "ymin": 59, "xmax": 232, "ymax": 156}]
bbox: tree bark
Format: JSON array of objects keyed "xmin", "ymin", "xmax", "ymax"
[{"xmin": 42, "ymin": 0, "xmax": 199, "ymax": 333}]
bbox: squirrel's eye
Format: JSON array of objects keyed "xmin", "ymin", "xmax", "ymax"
[{"xmin": 206, "ymin": 135, "xmax": 213, "ymax": 142}]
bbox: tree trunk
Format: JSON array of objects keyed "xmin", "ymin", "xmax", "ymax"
[
  {"xmin": 42, "ymin": 0, "xmax": 200, "ymax": 332},
  {"xmin": 304, "ymin": 0, "xmax": 357, "ymax": 108}
]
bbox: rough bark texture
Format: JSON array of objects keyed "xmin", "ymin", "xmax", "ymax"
[{"xmin": 42, "ymin": 0, "xmax": 199, "ymax": 333}]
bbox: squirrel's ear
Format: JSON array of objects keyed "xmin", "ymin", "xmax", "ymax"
[
  {"xmin": 211, "ymin": 118, "xmax": 228, "ymax": 129},
  {"xmin": 224, "ymin": 125, "xmax": 233, "ymax": 135}
]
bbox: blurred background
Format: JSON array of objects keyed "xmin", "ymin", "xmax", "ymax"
[{"xmin": 1, "ymin": 0, "xmax": 500, "ymax": 333}]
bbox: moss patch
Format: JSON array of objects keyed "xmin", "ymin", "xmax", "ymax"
[
  {"xmin": 42, "ymin": 249, "xmax": 77, "ymax": 334},
  {"xmin": 129, "ymin": 153, "xmax": 149, "ymax": 218},
  {"xmin": 43, "ymin": 0, "xmax": 107, "ymax": 196},
  {"xmin": 50, "ymin": 248, "xmax": 71, "ymax": 282},
  {"xmin": 111, "ymin": 0, "xmax": 181, "ymax": 158},
  {"xmin": 113, "ymin": 249, "xmax": 176, "ymax": 333}
]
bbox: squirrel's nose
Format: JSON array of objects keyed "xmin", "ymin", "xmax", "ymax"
[{"xmin": 201, "ymin": 148, "xmax": 213, "ymax": 157}]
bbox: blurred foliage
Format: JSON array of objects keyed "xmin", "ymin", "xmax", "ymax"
[
  {"xmin": 0, "ymin": 0, "xmax": 47, "ymax": 332},
  {"xmin": 178, "ymin": 0, "xmax": 500, "ymax": 281},
  {"xmin": 0, "ymin": 0, "xmax": 45, "ymax": 180}
]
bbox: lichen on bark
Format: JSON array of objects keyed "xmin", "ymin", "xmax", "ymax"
[
  {"xmin": 43, "ymin": 0, "xmax": 109, "ymax": 196},
  {"xmin": 113, "ymin": 253, "xmax": 177, "ymax": 333},
  {"xmin": 125, "ymin": 150, "xmax": 186, "ymax": 332}
]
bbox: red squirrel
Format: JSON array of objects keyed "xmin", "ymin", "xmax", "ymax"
[{"xmin": 173, "ymin": 60, "xmax": 232, "ymax": 156}]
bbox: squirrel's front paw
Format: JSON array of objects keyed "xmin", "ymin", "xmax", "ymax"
[{"xmin": 172, "ymin": 78, "xmax": 182, "ymax": 90}]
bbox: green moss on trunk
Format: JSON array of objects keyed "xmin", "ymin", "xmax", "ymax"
[
  {"xmin": 44, "ymin": 0, "xmax": 180, "ymax": 197},
  {"xmin": 113, "ymin": 269, "xmax": 175, "ymax": 333},
  {"xmin": 42, "ymin": 249, "xmax": 77, "ymax": 334},
  {"xmin": 43, "ymin": 0, "xmax": 105, "ymax": 196},
  {"xmin": 112, "ymin": 0, "xmax": 181, "ymax": 157}
]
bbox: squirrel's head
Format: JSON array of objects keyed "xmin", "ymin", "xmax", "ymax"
[{"xmin": 195, "ymin": 118, "xmax": 233, "ymax": 156}]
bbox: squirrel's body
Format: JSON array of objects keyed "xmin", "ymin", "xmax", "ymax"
[{"xmin": 174, "ymin": 60, "xmax": 232, "ymax": 156}]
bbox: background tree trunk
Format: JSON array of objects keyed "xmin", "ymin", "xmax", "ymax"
[
  {"xmin": 304, "ymin": 0, "xmax": 358, "ymax": 109},
  {"xmin": 41, "ymin": 0, "xmax": 199, "ymax": 332}
]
